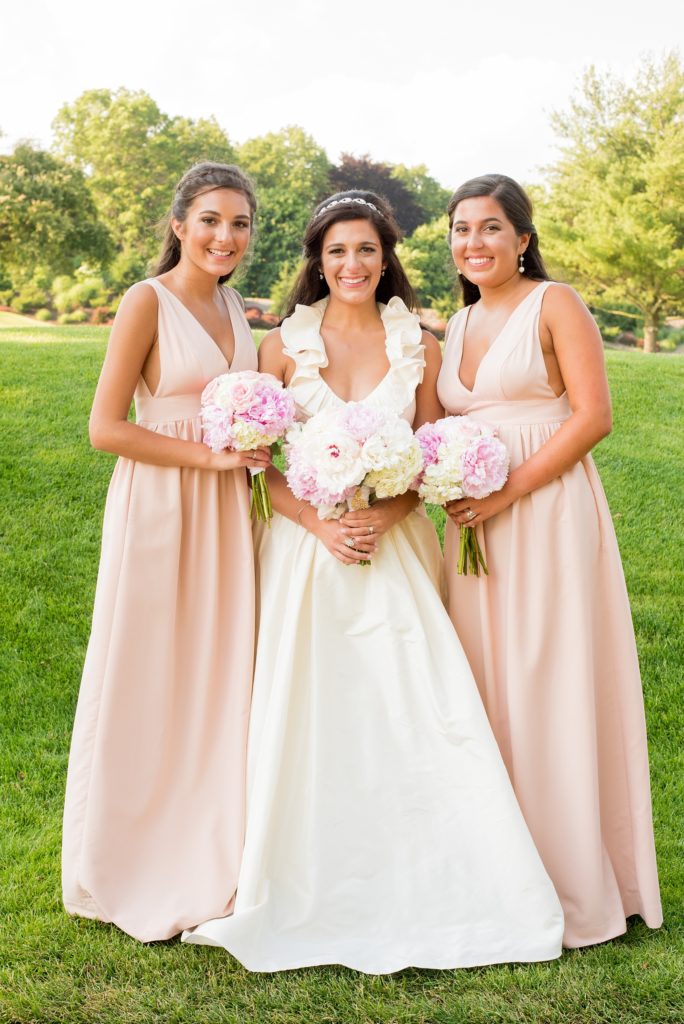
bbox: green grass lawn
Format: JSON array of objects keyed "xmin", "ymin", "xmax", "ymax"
[{"xmin": 0, "ymin": 326, "xmax": 682, "ymax": 1024}]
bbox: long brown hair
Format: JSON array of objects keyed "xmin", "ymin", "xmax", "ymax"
[
  {"xmin": 154, "ymin": 162, "xmax": 257, "ymax": 284},
  {"xmin": 447, "ymin": 174, "xmax": 550, "ymax": 306},
  {"xmin": 283, "ymin": 190, "xmax": 418, "ymax": 317}
]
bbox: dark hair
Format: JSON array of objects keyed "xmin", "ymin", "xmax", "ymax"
[
  {"xmin": 447, "ymin": 174, "xmax": 549, "ymax": 305},
  {"xmin": 283, "ymin": 189, "xmax": 418, "ymax": 317},
  {"xmin": 154, "ymin": 162, "xmax": 257, "ymax": 284}
]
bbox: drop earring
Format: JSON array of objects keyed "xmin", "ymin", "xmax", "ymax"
[
  {"xmin": 518, "ymin": 252, "xmax": 525, "ymax": 274},
  {"xmin": 319, "ymin": 271, "xmax": 324, "ymax": 280},
  {"xmin": 381, "ymin": 269, "xmax": 386, "ymax": 277}
]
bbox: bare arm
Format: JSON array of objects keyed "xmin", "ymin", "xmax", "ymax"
[
  {"xmin": 413, "ymin": 330, "xmax": 445, "ymax": 429},
  {"xmin": 449, "ymin": 284, "xmax": 612, "ymax": 525},
  {"xmin": 89, "ymin": 282, "xmax": 269, "ymax": 473}
]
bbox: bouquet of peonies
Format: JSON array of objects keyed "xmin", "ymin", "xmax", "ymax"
[
  {"xmin": 285, "ymin": 403, "xmax": 423, "ymax": 563},
  {"xmin": 201, "ymin": 370, "xmax": 296, "ymax": 523},
  {"xmin": 414, "ymin": 416, "xmax": 510, "ymax": 575}
]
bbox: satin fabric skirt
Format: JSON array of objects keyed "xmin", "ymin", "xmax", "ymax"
[{"xmin": 183, "ymin": 508, "xmax": 564, "ymax": 972}]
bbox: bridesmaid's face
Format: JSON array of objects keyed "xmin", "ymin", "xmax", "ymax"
[
  {"xmin": 320, "ymin": 219, "xmax": 386, "ymax": 305},
  {"xmin": 450, "ymin": 196, "xmax": 528, "ymax": 287},
  {"xmin": 173, "ymin": 188, "xmax": 252, "ymax": 279}
]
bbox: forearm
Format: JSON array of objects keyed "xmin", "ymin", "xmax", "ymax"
[
  {"xmin": 90, "ymin": 418, "xmax": 213, "ymax": 469},
  {"xmin": 506, "ymin": 410, "xmax": 610, "ymax": 501},
  {"xmin": 265, "ymin": 464, "xmax": 318, "ymax": 529}
]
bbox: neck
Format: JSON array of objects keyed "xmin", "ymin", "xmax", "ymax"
[
  {"xmin": 166, "ymin": 259, "xmax": 221, "ymax": 301},
  {"xmin": 322, "ymin": 293, "xmax": 382, "ymax": 330},
  {"xmin": 476, "ymin": 271, "xmax": 532, "ymax": 309}
]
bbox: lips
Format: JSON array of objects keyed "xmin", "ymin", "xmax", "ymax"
[
  {"xmin": 466, "ymin": 257, "xmax": 493, "ymax": 268},
  {"xmin": 207, "ymin": 249, "xmax": 234, "ymax": 259}
]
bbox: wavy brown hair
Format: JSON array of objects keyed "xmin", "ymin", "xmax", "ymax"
[
  {"xmin": 447, "ymin": 174, "xmax": 549, "ymax": 306},
  {"xmin": 283, "ymin": 189, "xmax": 418, "ymax": 318},
  {"xmin": 154, "ymin": 162, "xmax": 257, "ymax": 284}
]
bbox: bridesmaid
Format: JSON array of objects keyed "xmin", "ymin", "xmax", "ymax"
[
  {"xmin": 437, "ymin": 172, "xmax": 663, "ymax": 947},
  {"xmin": 62, "ymin": 162, "xmax": 270, "ymax": 941}
]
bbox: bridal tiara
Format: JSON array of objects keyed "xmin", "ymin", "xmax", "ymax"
[{"xmin": 313, "ymin": 197, "xmax": 379, "ymax": 219}]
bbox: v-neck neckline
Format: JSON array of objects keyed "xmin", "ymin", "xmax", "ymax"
[
  {"xmin": 457, "ymin": 282, "xmax": 545, "ymax": 394},
  {"xmin": 317, "ymin": 301, "xmax": 392, "ymax": 405},
  {"xmin": 156, "ymin": 280, "xmax": 236, "ymax": 369}
]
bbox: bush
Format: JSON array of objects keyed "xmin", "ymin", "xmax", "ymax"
[
  {"xmin": 58, "ymin": 309, "xmax": 88, "ymax": 324},
  {"xmin": 34, "ymin": 308, "xmax": 53, "ymax": 322},
  {"xmin": 10, "ymin": 282, "xmax": 49, "ymax": 314}
]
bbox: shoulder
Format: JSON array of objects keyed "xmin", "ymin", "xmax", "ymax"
[
  {"xmin": 420, "ymin": 329, "xmax": 442, "ymax": 362},
  {"xmin": 540, "ymin": 281, "xmax": 589, "ymax": 319},
  {"xmin": 257, "ymin": 327, "xmax": 288, "ymax": 376},
  {"xmin": 110, "ymin": 280, "xmax": 159, "ymax": 334},
  {"xmin": 258, "ymin": 327, "xmax": 285, "ymax": 357}
]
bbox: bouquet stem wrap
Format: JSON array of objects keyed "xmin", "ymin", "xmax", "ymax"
[{"xmin": 349, "ymin": 486, "xmax": 371, "ymax": 566}]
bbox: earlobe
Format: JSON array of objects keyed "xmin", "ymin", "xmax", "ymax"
[{"xmin": 171, "ymin": 219, "xmax": 184, "ymax": 241}]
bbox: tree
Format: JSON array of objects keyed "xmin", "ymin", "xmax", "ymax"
[
  {"xmin": 52, "ymin": 88, "xmax": 235, "ymax": 269},
  {"xmin": 330, "ymin": 154, "xmax": 425, "ymax": 236},
  {"xmin": 397, "ymin": 215, "xmax": 457, "ymax": 317},
  {"xmin": 391, "ymin": 164, "xmax": 451, "ymax": 223},
  {"xmin": 0, "ymin": 143, "xmax": 111, "ymax": 286},
  {"xmin": 238, "ymin": 126, "xmax": 331, "ymax": 297},
  {"xmin": 538, "ymin": 53, "xmax": 684, "ymax": 352}
]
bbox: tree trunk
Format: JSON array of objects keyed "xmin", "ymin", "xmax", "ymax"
[{"xmin": 643, "ymin": 323, "xmax": 658, "ymax": 353}]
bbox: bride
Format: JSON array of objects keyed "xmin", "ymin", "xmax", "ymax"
[{"xmin": 183, "ymin": 190, "xmax": 564, "ymax": 973}]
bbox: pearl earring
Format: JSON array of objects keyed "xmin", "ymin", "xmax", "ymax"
[
  {"xmin": 381, "ymin": 269, "xmax": 386, "ymax": 277},
  {"xmin": 456, "ymin": 268, "xmax": 463, "ymax": 276},
  {"xmin": 319, "ymin": 271, "xmax": 324, "ymax": 280},
  {"xmin": 518, "ymin": 253, "xmax": 525, "ymax": 274}
]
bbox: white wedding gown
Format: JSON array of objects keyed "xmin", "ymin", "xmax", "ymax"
[{"xmin": 183, "ymin": 297, "xmax": 564, "ymax": 972}]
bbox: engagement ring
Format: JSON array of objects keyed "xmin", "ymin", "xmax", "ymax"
[
  {"xmin": 466, "ymin": 510, "xmax": 476, "ymax": 521},
  {"xmin": 344, "ymin": 537, "xmax": 356, "ymax": 548},
  {"xmin": 368, "ymin": 526, "xmax": 374, "ymax": 535}
]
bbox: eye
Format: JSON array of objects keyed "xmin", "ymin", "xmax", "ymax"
[
  {"xmin": 234, "ymin": 221, "xmax": 251, "ymax": 230},
  {"xmin": 453, "ymin": 226, "xmax": 468, "ymax": 234},
  {"xmin": 202, "ymin": 217, "xmax": 216, "ymax": 225},
  {"xmin": 485, "ymin": 225, "xmax": 500, "ymax": 232},
  {"xmin": 360, "ymin": 246, "xmax": 376, "ymax": 253}
]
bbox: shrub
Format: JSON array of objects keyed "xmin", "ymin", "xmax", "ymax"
[
  {"xmin": 58, "ymin": 309, "xmax": 88, "ymax": 324},
  {"xmin": 35, "ymin": 308, "xmax": 53, "ymax": 322},
  {"xmin": 10, "ymin": 282, "xmax": 49, "ymax": 314}
]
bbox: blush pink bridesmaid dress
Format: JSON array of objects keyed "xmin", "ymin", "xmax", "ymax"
[
  {"xmin": 437, "ymin": 281, "xmax": 662, "ymax": 947},
  {"xmin": 62, "ymin": 279, "xmax": 257, "ymax": 942}
]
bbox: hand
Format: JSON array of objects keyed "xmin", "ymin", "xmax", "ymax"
[
  {"xmin": 208, "ymin": 446, "xmax": 272, "ymax": 472},
  {"xmin": 312, "ymin": 516, "xmax": 379, "ymax": 565},
  {"xmin": 446, "ymin": 486, "xmax": 516, "ymax": 527},
  {"xmin": 340, "ymin": 492, "xmax": 418, "ymax": 541}
]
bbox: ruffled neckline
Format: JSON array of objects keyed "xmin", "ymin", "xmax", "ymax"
[{"xmin": 280, "ymin": 295, "xmax": 425, "ymax": 417}]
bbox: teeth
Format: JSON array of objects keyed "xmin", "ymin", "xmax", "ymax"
[
  {"xmin": 467, "ymin": 257, "xmax": 492, "ymax": 265},
  {"xmin": 208, "ymin": 249, "xmax": 232, "ymax": 256}
]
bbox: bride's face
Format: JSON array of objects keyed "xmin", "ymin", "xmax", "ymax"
[{"xmin": 320, "ymin": 219, "xmax": 386, "ymax": 304}]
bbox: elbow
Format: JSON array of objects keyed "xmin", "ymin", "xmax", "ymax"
[
  {"xmin": 597, "ymin": 405, "xmax": 612, "ymax": 442},
  {"xmin": 89, "ymin": 417, "xmax": 110, "ymax": 452}
]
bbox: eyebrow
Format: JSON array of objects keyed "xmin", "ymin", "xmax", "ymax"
[
  {"xmin": 453, "ymin": 216, "xmax": 503, "ymax": 225},
  {"xmin": 325, "ymin": 239, "xmax": 378, "ymax": 246},
  {"xmin": 199, "ymin": 209, "xmax": 250, "ymax": 218}
]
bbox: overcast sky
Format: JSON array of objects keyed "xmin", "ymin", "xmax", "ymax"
[{"xmin": 2, "ymin": 0, "xmax": 681, "ymax": 188}]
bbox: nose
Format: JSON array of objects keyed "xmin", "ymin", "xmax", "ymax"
[{"xmin": 343, "ymin": 250, "xmax": 362, "ymax": 271}]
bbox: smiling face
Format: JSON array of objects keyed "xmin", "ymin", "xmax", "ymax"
[
  {"xmin": 450, "ymin": 195, "xmax": 529, "ymax": 288},
  {"xmin": 173, "ymin": 187, "xmax": 252, "ymax": 279},
  {"xmin": 320, "ymin": 218, "xmax": 386, "ymax": 304}
]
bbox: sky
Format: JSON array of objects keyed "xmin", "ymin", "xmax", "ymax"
[{"xmin": 2, "ymin": 0, "xmax": 682, "ymax": 188}]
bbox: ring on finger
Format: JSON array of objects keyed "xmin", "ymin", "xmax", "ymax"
[
  {"xmin": 344, "ymin": 536, "xmax": 356, "ymax": 549},
  {"xmin": 465, "ymin": 509, "xmax": 476, "ymax": 521},
  {"xmin": 368, "ymin": 525, "xmax": 374, "ymax": 535}
]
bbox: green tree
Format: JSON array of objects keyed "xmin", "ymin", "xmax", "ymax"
[
  {"xmin": 238, "ymin": 126, "xmax": 331, "ymax": 297},
  {"xmin": 391, "ymin": 163, "xmax": 451, "ymax": 223},
  {"xmin": 0, "ymin": 143, "xmax": 111, "ymax": 287},
  {"xmin": 397, "ymin": 215, "xmax": 456, "ymax": 317},
  {"xmin": 52, "ymin": 88, "xmax": 235, "ymax": 269},
  {"xmin": 538, "ymin": 52, "xmax": 684, "ymax": 352}
]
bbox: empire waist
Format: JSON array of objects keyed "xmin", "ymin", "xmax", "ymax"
[{"xmin": 455, "ymin": 394, "xmax": 571, "ymax": 426}]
